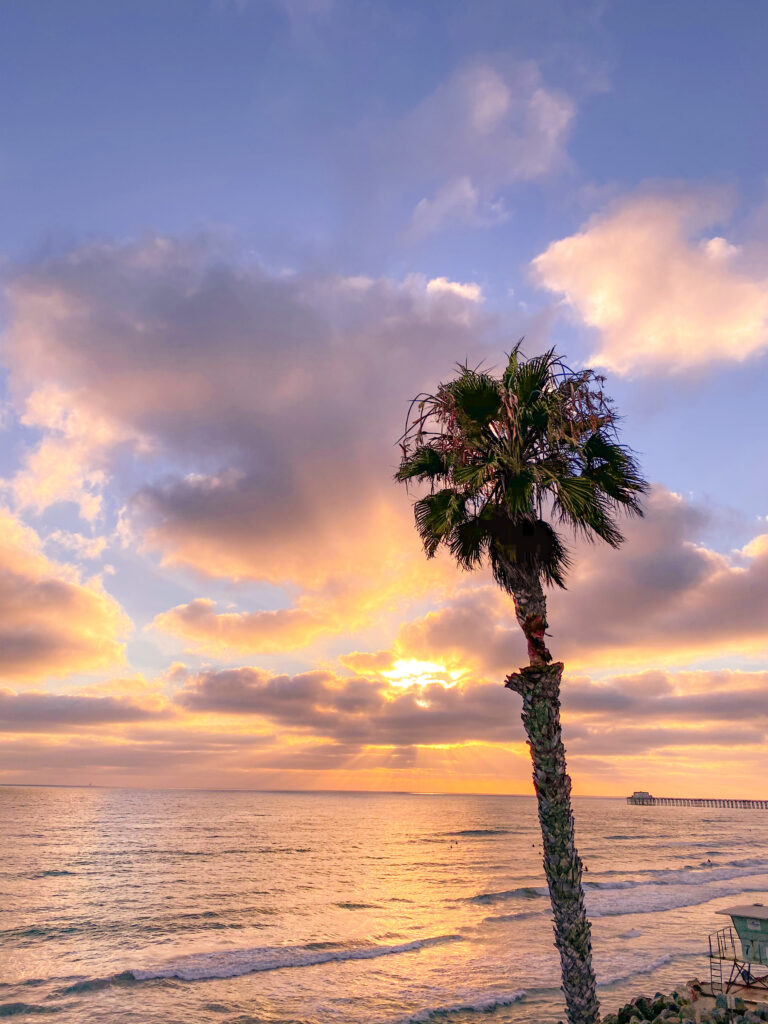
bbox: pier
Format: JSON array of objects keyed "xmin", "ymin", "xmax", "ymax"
[{"xmin": 627, "ymin": 791, "xmax": 768, "ymax": 809}]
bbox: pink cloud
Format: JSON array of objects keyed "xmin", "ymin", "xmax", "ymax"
[
  {"xmin": 4, "ymin": 240, "xmax": 496, "ymax": 603},
  {"xmin": 533, "ymin": 190, "xmax": 768, "ymax": 373}
]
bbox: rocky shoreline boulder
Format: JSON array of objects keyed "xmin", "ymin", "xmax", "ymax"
[{"xmin": 555, "ymin": 989, "xmax": 768, "ymax": 1024}]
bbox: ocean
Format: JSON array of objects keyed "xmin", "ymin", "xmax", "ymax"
[{"xmin": 2, "ymin": 787, "xmax": 768, "ymax": 1023}]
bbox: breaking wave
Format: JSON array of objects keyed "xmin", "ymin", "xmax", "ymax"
[
  {"xmin": 399, "ymin": 990, "xmax": 526, "ymax": 1022},
  {"xmin": 56, "ymin": 934, "xmax": 464, "ymax": 991},
  {"xmin": 469, "ymin": 885, "xmax": 547, "ymax": 905},
  {"xmin": 470, "ymin": 856, "xmax": 768, "ymax": 908}
]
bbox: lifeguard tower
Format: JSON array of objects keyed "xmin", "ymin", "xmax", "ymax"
[{"xmin": 708, "ymin": 904, "xmax": 768, "ymax": 995}]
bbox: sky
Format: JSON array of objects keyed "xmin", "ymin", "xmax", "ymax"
[{"xmin": 1, "ymin": 0, "xmax": 768, "ymax": 795}]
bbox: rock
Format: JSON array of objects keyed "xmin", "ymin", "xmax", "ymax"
[
  {"xmin": 735, "ymin": 1000, "xmax": 747, "ymax": 1013},
  {"xmin": 756, "ymin": 1006, "xmax": 768, "ymax": 1020},
  {"xmin": 635, "ymin": 997, "xmax": 654, "ymax": 1020},
  {"xmin": 715, "ymin": 995, "xmax": 729, "ymax": 1010}
]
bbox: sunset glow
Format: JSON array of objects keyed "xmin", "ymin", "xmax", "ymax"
[
  {"xmin": 1, "ymin": 1, "xmax": 767, "ymax": 802},
  {"xmin": 382, "ymin": 660, "xmax": 463, "ymax": 690}
]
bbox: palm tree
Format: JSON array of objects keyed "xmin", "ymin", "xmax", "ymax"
[{"xmin": 396, "ymin": 345, "xmax": 646, "ymax": 1024}]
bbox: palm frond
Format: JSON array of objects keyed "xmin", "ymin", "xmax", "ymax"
[
  {"xmin": 449, "ymin": 516, "xmax": 491, "ymax": 570},
  {"xmin": 441, "ymin": 367, "xmax": 501, "ymax": 432},
  {"xmin": 413, "ymin": 489, "xmax": 467, "ymax": 557},
  {"xmin": 395, "ymin": 445, "xmax": 448, "ymax": 483},
  {"xmin": 397, "ymin": 345, "xmax": 647, "ymax": 590}
]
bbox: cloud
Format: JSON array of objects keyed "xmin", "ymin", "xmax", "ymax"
[
  {"xmin": 153, "ymin": 598, "xmax": 330, "ymax": 654},
  {"xmin": 564, "ymin": 723, "xmax": 766, "ymax": 758},
  {"xmin": 0, "ymin": 688, "xmax": 169, "ymax": 731},
  {"xmin": 395, "ymin": 487, "xmax": 768, "ymax": 672},
  {"xmin": 46, "ymin": 530, "xmax": 108, "ymax": 560},
  {"xmin": 3, "ymin": 659, "xmax": 764, "ymax": 788},
  {"xmin": 563, "ymin": 670, "xmax": 768, "ymax": 723},
  {"xmin": 425, "ymin": 277, "xmax": 484, "ymax": 302},
  {"xmin": 0, "ymin": 508, "xmax": 129, "ymax": 681},
  {"xmin": 338, "ymin": 649, "xmax": 396, "ymax": 674},
  {"xmin": 174, "ymin": 660, "xmax": 767, "ymax": 763},
  {"xmin": 4, "ymin": 239, "xmax": 493, "ymax": 606},
  {"xmin": 408, "ymin": 178, "xmax": 508, "ymax": 239},
  {"xmin": 175, "ymin": 666, "xmax": 520, "ymax": 746},
  {"xmin": 394, "ymin": 62, "xmax": 574, "ymax": 237},
  {"xmin": 532, "ymin": 190, "xmax": 768, "ymax": 373},
  {"xmin": 9, "ymin": 385, "xmax": 148, "ymax": 521}
]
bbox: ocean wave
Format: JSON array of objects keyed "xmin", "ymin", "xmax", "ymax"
[
  {"xmin": 469, "ymin": 856, "xmax": 768, "ymax": 907},
  {"xmin": 399, "ymin": 990, "xmax": 526, "ymax": 1022},
  {"xmin": 134, "ymin": 934, "xmax": 463, "ymax": 981},
  {"xmin": 1, "ymin": 912, "xmax": 256, "ymax": 944},
  {"xmin": 335, "ymin": 902, "xmax": 382, "ymax": 910},
  {"xmin": 442, "ymin": 829, "xmax": 513, "ymax": 837},
  {"xmin": 587, "ymin": 857, "xmax": 768, "ymax": 891},
  {"xmin": 469, "ymin": 885, "xmax": 547, "ymax": 904},
  {"xmin": 588, "ymin": 879, "xmax": 768, "ymax": 919},
  {"xmin": 28, "ymin": 870, "xmax": 76, "ymax": 879},
  {"xmin": 471, "ymin": 873, "xmax": 768, "ymax": 925},
  {"xmin": 481, "ymin": 910, "xmax": 544, "ymax": 926},
  {"xmin": 0, "ymin": 1003, "xmax": 62, "ymax": 1018},
  {"xmin": 57, "ymin": 934, "xmax": 464, "ymax": 990},
  {"xmin": 601, "ymin": 952, "xmax": 679, "ymax": 986},
  {"xmin": 59, "ymin": 971, "xmax": 140, "ymax": 995},
  {"xmin": 1, "ymin": 925, "xmax": 83, "ymax": 942}
]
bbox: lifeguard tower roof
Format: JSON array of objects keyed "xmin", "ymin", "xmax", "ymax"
[{"xmin": 716, "ymin": 905, "xmax": 768, "ymax": 920}]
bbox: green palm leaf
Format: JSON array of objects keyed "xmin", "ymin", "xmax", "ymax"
[{"xmin": 397, "ymin": 347, "xmax": 647, "ymax": 587}]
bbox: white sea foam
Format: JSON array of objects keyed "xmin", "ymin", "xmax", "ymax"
[
  {"xmin": 131, "ymin": 934, "xmax": 463, "ymax": 982},
  {"xmin": 587, "ymin": 876, "xmax": 768, "ymax": 918},
  {"xmin": 471, "ymin": 858, "xmax": 768, "ymax": 912}
]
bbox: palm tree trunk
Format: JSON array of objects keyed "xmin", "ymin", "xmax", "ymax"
[{"xmin": 505, "ymin": 579, "xmax": 600, "ymax": 1024}]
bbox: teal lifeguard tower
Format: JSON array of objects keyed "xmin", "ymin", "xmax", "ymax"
[{"xmin": 708, "ymin": 905, "xmax": 768, "ymax": 994}]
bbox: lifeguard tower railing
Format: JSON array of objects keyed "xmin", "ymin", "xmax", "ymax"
[{"xmin": 709, "ymin": 926, "xmax": 768, "ymax": 994}]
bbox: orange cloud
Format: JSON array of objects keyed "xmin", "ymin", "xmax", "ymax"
[
  {"xmin": 339, "ymin": 650, "xmax": 396, "ymax": 674},
  {"xmin": 153, "ymin": 598, "xmax": 329, "ymax": 654},
  {"xmin": 0, "ymin": 508, "xmax": 129, "ymax": 681},
  {"xmin": 533, "ymin": 190, "xmax": 768, "ymax": 373},
  {"xmin": 150, "ymin": 530, "xmax": 459, "ymax": 656}
]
